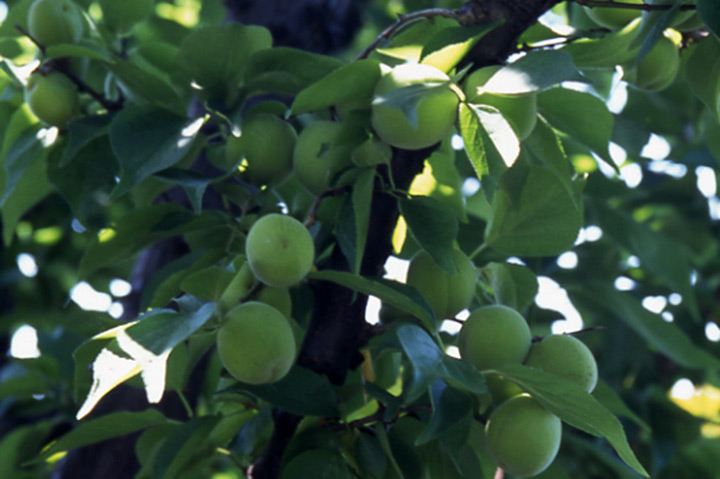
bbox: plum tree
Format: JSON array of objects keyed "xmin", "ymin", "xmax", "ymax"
[
  {"xmin": 98, "ymin": 0, "xmax": 153, "ymax": 34},
  {"xmin": 292, "ymin": 120, "xmax": 350, "ymax": 195},
  {"xmin": 216, "ymin": 301, "xmax": 296, "ymax": 384},
  {"xmin": 25, "ymin": 71, "xmax": 79, "ymax": 128},
  {"xmin": 624, "ymin": 32, "xmax": 680, "ymax": 91},
  {"xmin": 226, "ymin": 114, "xmax": 297, "ymax": 186},
  {"xmin": 584, "ymin": 0, "xmax": 643, "ymax": 29},
  {"xmin": 458, "ymin": 305, "xmax": 531, "ymax": 370},
  {"xmin": 404, "ymin": 247, "xmax": 476, "ymax": 320},
  {"xmin": 525, "ymin": 334, "xmax": 599, "ymax": 393},
  {"xmin": 371, "ymin": 62, "xmax": 459, "ymax": 150},
  {"xmin": 463, "ymin": 65, "xmax": 538, "ymax": 140},
  {"xmin": 245, "ymin": 213, "xmax": 315, "ymax": 287},
  {"xmin": 485, "ymin": 395, "xmax": 562, "ymax": 477},
  {"xmin": 27, "ymin": 0, "xmax": 84, "ymax": 46}
]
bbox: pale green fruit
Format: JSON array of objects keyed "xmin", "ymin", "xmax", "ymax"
[
  {"xmin": 458, "ymin": 305, "xmax": 531, "ymax": 370},
  {"xmin": 217, "ymin": 301, "xmax": 296, "ymax": 384},
  {"xmin": 254, "ymin": 286, "xmax": 292, "ymax": 320},
  {"xmin": 27, "ymin": 0, "xmax": 84, "ymax": 46},
  {"xmin": 99, "ymin": 0, "xmax": 153, "ymax": 34},
  {"xmin": 25, "ymin": 71, "xmax": 79, "ymax": 128},
  {"xmin": 464, "ymin": 65, "xmax": 538, "ymax": 140},
  {"xmin": 485, "ymin": 395, "xmax": 562, "ymax": 477},
  {"xmin": 584, "ymin": 0, "xmax": 643, "ymax": 29},
  {"xmin": 292, "ymin": 121, "xmax": 349, "ymax": 195},
  {"xmin": 245, "ymin": 213, "xmax": 315, "ymax": 287},
  {"xmin": 371, "ymin": 62, "xmax": 459, "ymax": 150},
  {"xmin": 624, "ymin": 33, "xmax": 680, "ymax": 92},
  {"xmin": 486, "ymin": 375, "xmax": 524, "ymax": 405},
  {"xmin": 227, "ymin": 114, "xmax": 297, "ymax": 186},
  {"xmin": 405, "ymin": 248, "xmax": 476, "ymax": 320},
  {"xmin": 525, "ymin": 334, "xmax": 599, "ymax": 393}
]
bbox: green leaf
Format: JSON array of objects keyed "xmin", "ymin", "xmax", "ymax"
[
  {"xmin": 109, "ymin": 105, "xmax": 204, "ymax": 197},
  {"xmin": 494, "ymin": 364, "xmax": 649, "ymax": 478},
  {"xmin": 698, "ymin": 0, "xmax": 720, "ymax": 39},
  {"xmin": 180, "ymin": 266, "xmax": 235, "ymax": 302},
  {"xmin": 595, "ymin": 202, "xmax": 700, "ymax": 321},
  {"xmin": 686, "ymin": 34, "xmax": 720, "ymax": 121},
  {"xmin": 175, "ymin": 23, "xmax": 272, "ymax": 106},
  {"xmin": 45, "ymin": 42, "xmax": 112, "ymax": 62},
  {"xmin": 399, "ymin": 195, "xmax": 459, "ymax": 274},
  {"xmin": 479, "ymin": 262, "xmax": 538, "ymax": 311},
  {"xmin": 466, "ymin": 103, "xmax": 520, "ymax": 169},
  {"xmin": 280, "ymin": 449, "xmax": 353, "ymax": 479},
  {"xmin": 60, "ymin": 114, "xmax": 114, "ymax": 167},
  {"xmin": 420, "ymin": 21, "xmax": 500, "ymax": 73},
  {"xmin": 458, "ymin": 102, "xmax": 506, "ymax": 201},
  {"xmin": 485, "ymin": 164, "xmax": 582, "ymax": 257},
  {"xmin": 291, "ymin": 59, "xmax": 383, "ymax": 115},
  {"xmin": 537, "ymin": 87, "xmax": 614, "ymax": 165},
  {"xmin": 244, "ymin": 47, "xmax": 344, "ymax": 96},
  {"xmin": 523, "ymin": 116, "xmax": 575, "ymax": 180},
  {"xmin": 372, "ymin": 82, "xmax": 451, "ymax": 130},
  {"xmin": 396, "ymin": 323, "xmax": 486, "ymax": 403},
  {"xmin": 561, "ymin": 19, "xmax": 641, "ymax": 68},
  {"xmin": 416, "ymin": 380, "xmax": 474, "ymax": 445},
  {"xmin": 153, "ymin": 167, "xmax": 218, "ymax": 214},
  {"xmin": 592, "ymin": 380, "xmax": 651, "ymax": 432},
  {"xmin": 308, "ymin": 270, "xmax": 436, "ymax": 327},
  {"xmin": 38, "ymin": 410, "xmax": 169, "ymax": 461},
  {"xmin": 152, "ymin": 416, "xmax": 220, "ymax": 479},
  {"xmin": 352, "ymin": 168, "xmax": 375, "ymax": 273},
  {"xmin": 104, "ymin": 58, "xmax": 184, "ymax": 113},
  {"xmin": 227, "ymin": 365, "xmax": 339, "ymax": 417},
  {"xmin": 481, "ymin": 50, "xmax": 586, "ymax": 95},
  {"xmin": 0, "ymin": 126, "xmax": 44, "ymax": 206}
]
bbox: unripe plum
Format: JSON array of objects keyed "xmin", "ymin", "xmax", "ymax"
[
  {"xmin": 27, "ymin": 0, "xmax": 84, "ymax": 46},
  {"xmin": 405, "ymin": 248, "xmax": 476, "ymax": 320},
  {"xmin": 624, "ymin": 33, "xmax": 680, "ymax": 92},
  {"xmin": 254, "ymin": 285, "xmax": 293, "ymax": 320},
  {"xmin": 371, "ymin": 62, "xmax": 459, "ymax": 150},
  {"xmin": 584, "ymin": 0, "xmax": 643, "ymax": 29},
  {"xmin": 245, "ymin": 213, "xmax": 314, "ymax": 287},
  {"xmin": 25, "ymin": 71, "xmax": 79, "ymax": 128},
  {"xmin": 485, "ymin": 395, "xmax": 562, "ymax": 477},
  {"xmin": 525, "ymin": 334, "xmax": 599, "ymax": 393},
  {"xmin": 99, "ymin": 0, "xmax": 153, "ymax": 34},
  {"xmin": 292, "ymin": 121, "xmax": 350, "ymax": 195},
  {"xmin": 458, "ymin": 305, "xmax": 531, "ymax": 370},
  {"xmin": 227, "ymin": 114, "xmax": 297, "ymax": 186},
  {"xmin": 463, "ymin": 65, "xmax": 538, "ymax": 140},
  {"xmin": 217, "ymin": 301, "xmax": 296, "ymax": 384}
]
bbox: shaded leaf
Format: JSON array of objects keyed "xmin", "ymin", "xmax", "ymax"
[{"xmin": 399, "ymin": 195, "xmax": 459, "ymax": 274}]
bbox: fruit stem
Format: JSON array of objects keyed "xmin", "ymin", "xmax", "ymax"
[{"xmin": 469, "ymin": 242, "xmax": 488, "ymax": 260}]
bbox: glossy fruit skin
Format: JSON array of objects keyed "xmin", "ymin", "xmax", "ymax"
[
  {"xmin": 217, "ymin": 302, "xmax": 296, "ymax": 384},
  {"xmin": 27, "ymin": 0, "xmax": 84, "ymax": 46},
  {"xmin": 525, "ymin": 334, "xmax": 599, "ymax": 393},
  {"xmin": 292, "ymin": 121, "xmax": 349, "ymax": 195},
  {"xmin": 458, "ymin": 305, "xmax": 531, "ymax": 370},
  {"xmin": 227, "ymin": 114, "xmax": 297, "ymax": 186},
  {"xmin": 584, "ymin": 0, "xmax": 643, "ymax": 29},
  {"xmin": 464, "ymin": 65, "xmax": 538, "ymax": 140},
  {"xmin": 371, "ymin": 62, "xmax": 459, "ymax": 150},
  {"xmin": 25, "ymin": 71, "xmax": 79, "ymax": 128},
  {"xmin": 99, "ymin": 0, "xmax": 153, "ymax": 34},
  {"xmin": 245, "ymin": 213, "xmax": 315, "ymax": 287},
  {"xmin": 405, "ymin": 248, "xmax": 476, "ymax": 320},
  {"xmin": 624, "ymin": 33, "xmax": 680, "ymax": 92},
  {"xmin": 485, "ymin": 395, "xmax": 562, "ymax": 477}
]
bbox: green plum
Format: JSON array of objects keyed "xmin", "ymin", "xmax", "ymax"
[
  {"xmin": 292, "ymin": 121, "xmax": 350, "ymax": 195},
  {"xmin": 458, "ymin": 305, "xmax": 531, "ymax": 370},
  {"xmin": 27, "ymin": 0, "xmax": 84, "ymax": 46},
  {"xmin": 25, "ymin": 71, "xmax": 79, "ymax": 128},
  {"xmin": 464, "ymin": 65, "xmax": 538, "ymax": 140},
  {"xmin": 217, "ymin": 301, "xmax": 296, "ymax": 384},
  {"xmin": 227, "ymin": 114, "xmax": 297, "ymax": 186},
  {"xmin": 624, "ymin": 32, "xmax": 680, "ymax": 91},
  {"xmin": 245, "ymin": 213, "xmax": 315, "ymax": 287},
  {"xmin": 485, "ymin": 395, "xmax": 562, "ymax": 477},
  {"xmin": 525, "ymin": 334, "xmax": 599, "ymax": 393},
  {"xmin": 371, "ymin": 62, "xmax": 459, "ymax": 150},
  {"xmin": 584, "ymin": 0, "xmax": 643, "ymax": 29}
]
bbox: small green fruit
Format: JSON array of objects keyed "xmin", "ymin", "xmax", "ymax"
[
  {"xmin": 464, "ymin": 65, "xmax": 538, "ymax": 140},
  {"xmin": 292, "ymin": 121, "xmax": 349, "ymax": 195},
  {"xmin": 25, "ymin": 71, "xmax": 79, "ymax": 128},
  {"xmin": 245, "ymin": 213, "xmax": 315, "ymax": 287},
  {"xmin": 217, "ymin": 301, "xmax": 296, "ymax": 384},
  {"xmin": 458, "ymin": 305, "xmax": 531, "ymax": 370},
  {"xmin": 227, "ymin": 114, "xmax": 297, "ymax": 186},
  {"xmin": 27, "ymin": 0, "xmax": 84, "ymax": 46},
  {"xmin": 254, "ymin": 286, "xmax": 293, "ymax": 320},
  {"xmin": 371, "ymin": 62, "xmax": 459, "ymax": 150},
  {"xmin": 405, "ymin": 248, "xmax": 476, "ymax": 320},
  {"xmin": 624, "ymin": 32, "xmax": 680, "ymax": 92},
  {"xmin": 525, "ymin": 334, "xmax": 599, "ymax": 393},
  {"xmin": 99, "ymin": 0, "xmax": 153, "ymax": 34},
  {"xmin": 485, "ymin": 395, "xmax": 562, "ymax": 477},
  {"xmin": 584, "ymin": 0, "xmax": 643, "ymax": 29}
]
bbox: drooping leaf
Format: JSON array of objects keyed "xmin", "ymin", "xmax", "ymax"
[
  {"xmin": 59, "ymin": 113, "xmax": 114, "ymax": 167},
  {"xmin": 416, "ymin": 380, "xmax": 474, "ymax": 445},
  {"xmin": 399, "ymin": 195, "xmax": 459, "ymax": 274}
]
